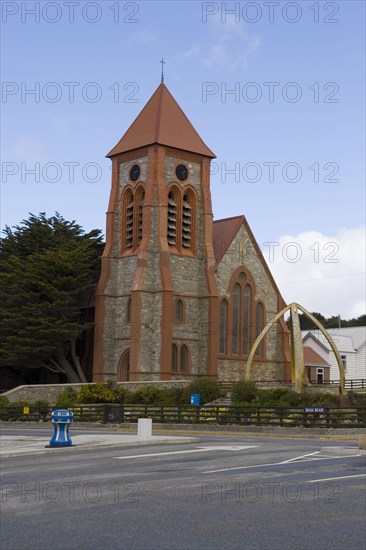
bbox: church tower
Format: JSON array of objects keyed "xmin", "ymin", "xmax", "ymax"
[{"xmin": 93, "ymin": 83, "xmax": 219, "ymax": 381}]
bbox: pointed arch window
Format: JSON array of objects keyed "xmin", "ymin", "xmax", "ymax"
[
  {"xmin": 172, "ymin": 344, "xmax": 178, "ymax": 373},
  {"xmin": 172, "ymin": 343, "xmax": 190, "ymax": 374},
  {"xmin": 126, "ymin": 297, "xmax": 132, "ymax": 322},
  {"xmin": 255, "ymin": 303, "xmax": 265, "ymax": 356},
  {"xmin": 167, "ymin": 186, "xmax": 195, "ymax": 253},
  {"xmin": 232, "ymin": 284, "xmax": 240, "ymax": 355},
  {"xmin": 182, "ymin": 193, "xmax": 192, "ymax": 249},
  {"xmin": 136, "ymin": 188, "xmax": 145, "ymax": 246},
  {"xmin": 226, "ymin": 269, "xmax": 264, "ymax": 358},
  {"xmin": 180, "ymin": 345, "xmax": 188, "ymax": 372},
  {"xmin": 125, "ymin": 190, "xmax": 134, "ymax": 249},
  {"xmin": 167, "ymin": 189, "xmax": 178, "ymax": 246},
  {"xmin": 175, "ymin": 299, "xmax": 184, "ymax": 323},
  {"xmin": 219, "ymin": 299, "xmax": 228, "ymax": 354},
  {"xmin": 122, "ymin": 186, "xmax": 145, "ymax": 252},
  {"xmin": 242, "ymin": 284, "xmax": 252, "ymax": 355}
]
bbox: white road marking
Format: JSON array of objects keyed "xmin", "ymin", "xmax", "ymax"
[
  {"xmin": 114, "ymin": 445, "xmax": 258, "ymax": 460},
  {"xmin": 281, "ymin": 451, "xmax": 320, "ymax": 463},
  {"xmin": 203, "ymin": 454, "xmax": 360, "ymax": 474},
  {"xmin": 307, "ymin": 474, "xmax": 366, "ymax": 483}
]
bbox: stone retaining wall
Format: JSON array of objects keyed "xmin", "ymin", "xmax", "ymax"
[{"xmin": 3, "ymin": 380, "xmax": 192, "ymax": 404}]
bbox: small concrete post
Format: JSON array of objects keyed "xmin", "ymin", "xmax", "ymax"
[{"xmin": 137, "ymin": 418, "xmax": 152, "ymax": 441}]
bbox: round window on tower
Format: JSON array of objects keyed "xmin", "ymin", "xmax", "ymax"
[
  {"xmin": 129, "ymin": 164, "xmax": 140, "ymax": 182},
  {"xmin": 175, "ymin": 164, "xmax": 188, "ymax": 182}
]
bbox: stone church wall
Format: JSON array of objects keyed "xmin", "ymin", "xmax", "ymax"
[
  {"xmin": 166, "ymin": 156, "xmax": 210, "ymax": 375},
  {"xmin": 216, "ymin": 224, "xmax": 284, "ymax": 381}
]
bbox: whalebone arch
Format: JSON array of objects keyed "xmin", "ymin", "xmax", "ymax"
[{"xmin": 245, "ymin": 302, "xmax": 346, "ymax": 395}]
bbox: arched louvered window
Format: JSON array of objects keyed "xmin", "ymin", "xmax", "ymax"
[
  {"xmin": 182, "ymin": 193, "xmax": 192, "ymax": 249},
  {"xmin": 125, "ymin": 190, "xmax": 134, "ymax": 249},
  {"xmin": 167, "ymin": 186, "xmax": 195, "ymax": 253},
  {"xmin": 219, "ymin": 299, "xmax": 228, "ymax": 354},
  {"xmin": 167, "ymin": 190, "xmax": 178, "ymax": 246},
  {"xmin": 136, "ymin": 188, "xmax": 145, "ymax": 246},
  {"xmin": 122, "ymin": 187, "xmax": 145, "ymax": 252}
]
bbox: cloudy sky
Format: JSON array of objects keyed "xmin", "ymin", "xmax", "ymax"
[{"xmin": 1, "ymin": 1, "xmax": 365, "ymax": 318}]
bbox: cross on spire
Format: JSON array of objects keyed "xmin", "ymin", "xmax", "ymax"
[{"xmin": 160, "ymin": 58, "xmax": 165, "ymax": 83}]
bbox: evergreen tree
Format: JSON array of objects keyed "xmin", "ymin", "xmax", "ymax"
[{"xmin": 0, "ymin": 213, "xmax": 103, "ymax": 383}]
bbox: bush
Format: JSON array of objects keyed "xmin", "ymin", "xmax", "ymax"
[
  {"xmin": 347, "ymin": 390, "xmax": 366, "ymax": 406},
  {"xmin": 159, "ymin": 387, "xmax": 185, "ymax": 406},
  {"xmin": 0, "ymin": 395, "xmax": 9, "ymax": 406},
  {"xmin": 127, "ymin": 385, "xmax": 164, "ymax": 405},
  {"xmin": 56, "ymin": 389, "xmax": 77, "ymax": 408},
  {"xmin": 76, "ymin": 383, "xmax": 117, "ymax": 404},
  {"xmin": 183, "ymin": 378, "xmax": 224, "ymax": 405},
  {"xmin": 232, "ymin": 381, "xmax": 257, "ymax": 404}
]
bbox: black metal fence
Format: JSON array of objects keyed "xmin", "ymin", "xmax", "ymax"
[
  {"xmin": 102, "ymin": 404, "xmax": 366, "ymax": 428},
  {"xmin": 2, "ymin": 404, "xmax": 364, "ymax": 428}
]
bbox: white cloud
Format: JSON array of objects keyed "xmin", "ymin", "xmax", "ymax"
[
  {"xmin": 130, "ymin": 30, "xmax": 158, "ymax": 45},
  {"xmin": 1, "ymin": 138, "xmax": 47, "ymax": 164},
  {"xmin": 201, "ymin": 13, "xmax": 261, "ymax": 71},
  {"xmin": 183, "ymin": 46, "xmax": 201, "ymax": 59},
  {"xmin": 262, "ymin": 227, "xmax": 366, "ymax": 319}
]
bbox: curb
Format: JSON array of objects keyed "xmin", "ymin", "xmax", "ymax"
[
  {"xmin": 0, "ymin": 436, "xmax": 200, "ymax": 459},
  {"xmin": 1, "ymin": 421, "xmax": 363, "ymax": 440},
  {"xmin": 320, "ymin": 446, "xmax": 366, "ymax": 457}
]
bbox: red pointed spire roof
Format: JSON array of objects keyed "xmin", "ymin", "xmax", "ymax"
[{"xmin": 107, "ymin": 83, "xmax": 215, "ymax": 158}]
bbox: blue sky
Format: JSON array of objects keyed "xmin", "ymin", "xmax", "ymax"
[{"xmin": 1, "ymin": 1, "xmax": 365, "ymax": 318}]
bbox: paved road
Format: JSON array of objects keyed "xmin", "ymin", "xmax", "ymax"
[{"xmin": 1, "ymin": 430, "xmax": 365, "ymax": 550}]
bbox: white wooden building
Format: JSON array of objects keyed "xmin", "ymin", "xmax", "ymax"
[{"xmin": 302, "ymin": 327, "xmax": 366, "ymax": 384}]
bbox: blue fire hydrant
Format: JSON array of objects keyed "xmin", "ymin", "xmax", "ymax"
[{"xmin": 48, "ymin": 409, "xmax": 74, "ymax": 447}]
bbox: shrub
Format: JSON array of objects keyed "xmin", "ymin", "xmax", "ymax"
[
  {"xmin": 347, "ymin": 390, "xmax": 366, "ymax": 406},
  {"xmin": 127, "ymin": 385, "xmax": 165, "ymax": 405},
  {"xmin": 76, "ymin": 383, "xmax": 117, "ymax": 404},
  {"xmin": 34, "ymin": 399, "xmax": 50, "ymax": 408},
  {"xmin": 159, "ymin": 387, "xmax": 185, "ymax": 406},
  {"xmin": 56, "ymin": 389, "xmax": 77, "ymax": 408},
  {"xmin": 231, "ymin": 381, "xmax": 257, "ymax": 404},
  {"xmin": 183, "ymin": 378, "xmax": 224, "ymax": 405},
  {"xmin": 0, "ymin": 395, "xmax": 9, "ymax": 406}
]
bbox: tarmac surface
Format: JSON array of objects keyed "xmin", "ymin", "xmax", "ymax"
[
  {"xmin": 1, "ymin": 423, "xmax": 364, "ymax": 459},
  {"xmin": 0, "ymin": 430, "xmax": 199, "ymax": 458}
]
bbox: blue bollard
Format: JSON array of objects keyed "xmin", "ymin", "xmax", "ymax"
[{"xmin": 48, "ymin": 409, "xmax": 74, "ymax": 447}]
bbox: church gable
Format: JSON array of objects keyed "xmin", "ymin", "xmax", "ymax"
[{"xmin": 214, "ymin": 217, "xmax": 286, "ymax": 381}]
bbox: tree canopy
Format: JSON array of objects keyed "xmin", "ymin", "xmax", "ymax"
[
  {"xmin": 0, "ymin": 213, "xmax": 103, "ymax": 383},
  {"xmin": 297, "ymin": 312, "xmax": 366, "ymax": 330}
]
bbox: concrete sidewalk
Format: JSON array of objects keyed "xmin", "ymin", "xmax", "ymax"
[{"xmin": 0, "ymin": 432, "xmax": 200, "ymax": 459}]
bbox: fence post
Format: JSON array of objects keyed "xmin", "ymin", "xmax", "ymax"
[
  {"xmin": 103, "ymin": 404, "xmax": 108, "ymax": 424},
  {"xmin": 256, "ymin": 408, "xmax": 261, "ymax": 426},
  {"xmin": 326, "ymin": 409, "xmax": 330, "ymax": 429}
]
